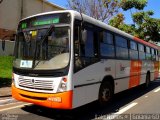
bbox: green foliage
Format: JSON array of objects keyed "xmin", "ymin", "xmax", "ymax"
[
  {"xmin": 132, "ymin": 10, "xmax": 154, "ymax": 25},
  {"xmin": 120, "ymin": 0, "xmax": 147, "ymax": 11},
  {"xmin": 109, "ymin": 13, "xmax": 136, "ymax": 36},
  {"xmin": 132, "ymin": 11, "xmax": 160, "ymax": 42},
  {"xmin": 0, "ymin": 56, "xmax": 13, "ymax": 79},
  {"xmin": 68, "ymin": 0, "xmax": 120, "ymax": 23},
  {"xmin": 109, "ymin": 13, "xmax": 125, "ymax": 28},
  {"xmin": 109, "ymin": 0, "xmax": 160, "ymax": 42}
]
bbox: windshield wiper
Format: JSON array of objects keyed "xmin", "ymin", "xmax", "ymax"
[{"xmin": 33, "ymin": 25, "xmax": 55, "ymax": 68}]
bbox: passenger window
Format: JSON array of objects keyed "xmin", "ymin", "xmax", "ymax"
[
  {"xmin": 130, "ymin": 41, "xmax": 137, "ymax": 50},
  {"xmin": 138, "ymin": 44, "xmax": 145, "ymax": 60},
  {"xmin": 85, "ymin": 30, "xmax": 94, "ymax": 57},
  {"xmin": 146, "ymin": 47, "xmax": 151, "ymax": 53},
  {"xmin": 100, "ymin": 31, "xmax": 115, "ymax": 58},
  {"xmin": 129, "ymin": 41, "xmax": 138, "ymax": 60},
  {"xmin": 151, "ymin": 48, "xmax": 156, "ymax": 60},
  {"xmin": 100, "ymin": 44, "xmax": 115, "ymax": 57},
  {"xmin": 103, "ymin": 32, "xmax": 114, "ymax": 45},
  {"xmin": 74, "ymin": 22, "xmax": 100, "ymax": 72},
  {"xmin": 115, "ymin": 35, "xmax": 128, "ymax": 59},
  {"xmin": 116, "ymin": 47, "xmax": 128, "ymax": 59},
  {"xmin": 138, "ymin": 44, "xmax": 144, "ymax": 52},
  {"xmin": 146, "ymin": 47, "xmax": 151, "ymax": 60},
  {"xmin": 115, "ymin": 36, "xmax": 128, "ymax": 48}
]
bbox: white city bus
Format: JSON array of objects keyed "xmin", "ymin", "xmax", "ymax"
[{"xmin": 12, "ymin": 10, "xmax": 159, "ymax": 109}]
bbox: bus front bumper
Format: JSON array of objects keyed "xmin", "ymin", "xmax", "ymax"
[{"xmin": 12, "ymin": 84, "xmax": 73, "ymax": 109}]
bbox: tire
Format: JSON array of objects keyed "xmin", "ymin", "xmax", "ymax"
[
  {"xmin": 145, "ymin": 73, "xmax": 150, "ymax": 88},
  {"xmin": 98, "ymin": 81, "xmax": 113, "ymax": 106}
]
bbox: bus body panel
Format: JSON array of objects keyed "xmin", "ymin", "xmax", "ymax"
[
  {"xmin": 72, "ymin": 60, "xmax": 115, "ymax": 108},
  {"xmin": 72, "ymin": 60, "xmax": 159, "ymax": 108},
  {"xmin": 13, "ymin": 73, "xmax": 72, "ymax": 93},
  {"xmin": 12, "ymin": 84, "xmax": 73, "ymax": 109}
]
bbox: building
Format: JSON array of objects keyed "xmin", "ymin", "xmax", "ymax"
[{"xmin": 0, "ymin": 0, "xmax": 65, "ymax": 40}]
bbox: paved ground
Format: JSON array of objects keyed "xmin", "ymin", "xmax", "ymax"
[
  {"xmin": 0, "ymin": 87, "xmax": 11, "ymax": 99},
  {"xmin": 0, "ymin": 80, "xmax": 160, "ymax": 120},
  {"xmin": 0, "ymin": 86, "xmax": 14, "ymax": 105}
]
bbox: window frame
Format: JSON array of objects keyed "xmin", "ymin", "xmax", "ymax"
[{"xmin": 100, "ymin": 30, "xmax": 115, "ymax": 58}]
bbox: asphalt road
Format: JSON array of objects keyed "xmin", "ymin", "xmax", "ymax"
[{"xmin": 0, "ymin": 79, "xmax": 160, "ymax": 120}]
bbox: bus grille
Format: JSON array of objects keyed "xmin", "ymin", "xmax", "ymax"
[{"xmin": 18, "ymin": 77, "xmax": 54, "ymax": 91}]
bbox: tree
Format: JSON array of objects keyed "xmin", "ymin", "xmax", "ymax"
[
  {"xmin": 120, "ymin": 0, "xmax": 147, "ymax": 25},
  {"xmin": 109, "ymin": 13, "xmax": 136, "ymax": 35},
  {"xmin": 109, "ymin": 13, "xmax": 125, "ymax": 28},
  {"xmin": 109, "ymin": 0, "xmax": 160, "ymax": 42},
  {"xmin": 67, "ymin": 0, "xmax": 120, "ymax": 23},
  {"xmin": 120, "ymin": 0, "xmax": 147, "ymax": 11},
  {"xmin": 132, "ymin": 11, "xmax": 160, "ymax": 42}
]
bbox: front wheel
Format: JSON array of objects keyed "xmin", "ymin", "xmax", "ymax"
[{"xmin": 98, "ymin": 81, "xmax": 113, "ymax": 106}]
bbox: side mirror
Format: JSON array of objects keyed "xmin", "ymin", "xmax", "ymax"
[{"xmin": 2, "ymin": 39, "xmax": 5, "ymax": 51}]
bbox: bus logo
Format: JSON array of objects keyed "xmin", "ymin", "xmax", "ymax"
[{"xmin": 31, "ymin": 79, "xmax": 35, "ymax": 84}]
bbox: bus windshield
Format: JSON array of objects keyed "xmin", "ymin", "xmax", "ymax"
[{"xmin": 13, "ymin": 26, "xmax": 70, "ymax": 70}]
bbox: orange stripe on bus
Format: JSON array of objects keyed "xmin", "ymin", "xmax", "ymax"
[
  {"xmin": 154, "ymin": 62, "xmax": 159, "ymax": 80},
  {"xmin": 129, "ymin": 61, "xmax": 142, "ymax": 88},
  {"xmin": 12, "ymin": 84, "xmax": 73, "ymax": 109}
]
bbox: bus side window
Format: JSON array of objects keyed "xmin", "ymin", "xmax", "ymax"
[
  {"xmin": 129, "ymin": 41, "xmax": 138, "ymax": 60},
  {"xmin": 79, "ymin": 28, "xmax": 96, "ymax": 66},
  {"xmin": 100, "ymin": 31, "xmax": 115, "ymax": 58},
  {"xmin": 74, "ymin": 22, "xmax": 100, "ymax": 72},
  {"xmin": 156, "ymin": 50, "xmax": 159, "ymax": 61},
  {"xmin": 84, "ymin": 30, "xmax": 94, "ymax": 57},
  {"xmin": 138, "ymin": 44, "xmax": 146, "ymax": 60},
  {"xmin": 146, "ymin": 46, "xmax": 151, "ymax": 60},
  {"xmin": 115, "ymin": 35, "xmax": 129, "ymax": 59},
  {"xmin": 74, "ymin": 21, "xmax": 83, "ymax": 72},
  {"xmin": 151, "ymin": 48, "xmax": 156, "ymax": 61}
]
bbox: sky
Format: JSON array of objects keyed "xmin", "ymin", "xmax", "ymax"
[{"xmin": 48, "ymin": 0, "xmax": 160, "ymax": 24}]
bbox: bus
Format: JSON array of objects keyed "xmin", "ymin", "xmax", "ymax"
[{"xmin": 12, "ymin": 10, "xmax": 159, "ymax": 109}]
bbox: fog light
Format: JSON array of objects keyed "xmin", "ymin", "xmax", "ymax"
[{"xmin": 61, "ymin": 83, "xmax": 67, "ymax": 89}]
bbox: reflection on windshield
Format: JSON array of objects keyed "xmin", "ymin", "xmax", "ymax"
[{"xmin": 13, "ymin": 27, "xmax": 70, "ymax": 70}]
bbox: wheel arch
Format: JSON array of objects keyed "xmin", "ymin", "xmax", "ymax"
[{"xmin": 101, "ymin": 75, "xmax": 115, "ymax": 93}]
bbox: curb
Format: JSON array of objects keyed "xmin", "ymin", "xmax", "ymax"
[
  {"xmin": 0, "ymin": 95, "xmax": 12, "ymax": 98},
  {"xmin": 0, "ymin": 98, "xmax": 17, "ymax": 105}
]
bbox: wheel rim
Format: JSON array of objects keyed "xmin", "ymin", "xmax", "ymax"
[{"xmin": 102, "ymin": 88, "xmax": 111, "ymax": 102}]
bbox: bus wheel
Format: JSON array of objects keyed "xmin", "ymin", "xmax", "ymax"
[
  {"xmin": 98, "ymin": 81, "xmax": 113, "ymax": 106},
  {"xmin": 145, "ymin": 73, "xmax": 150, "ymax": 88}
]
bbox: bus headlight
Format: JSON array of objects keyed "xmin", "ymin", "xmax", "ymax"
[{"xmin": 59, "ymin": 77, "xmax": 67, "ymax": 91}]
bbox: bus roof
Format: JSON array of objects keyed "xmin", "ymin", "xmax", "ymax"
[{"xmin": 21, "ymin": 10, "xmax": 159, "ymax": 50}]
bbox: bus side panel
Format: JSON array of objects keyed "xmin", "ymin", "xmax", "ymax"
[
  {"xmin": 129, "ymin": 60, "xmax": 142, "ymax": 88},
  {"xmin": 154, "ymin": 61, "xmax": 159, "ymax": 79},
  {"xmin": 140, "ymin": 61, "xmax": 147, "ymax": 85},
  {"xmin": 73, "ymin": 84, "xmax": 100, "ymax": 108},
  {"xmin": 150, "ymin": 61, "xmax": 156, "ymax": 81},
  {"xmin": 140, "ymin": 61, "xmax": 156, "ymax": 84},
  {"xmin": 114, "ymin": 60, "xmax": 130, "ymax": 93},
  {"xmin": 72, "ymin": 60, "xmax": 115, "ymax": 108}
]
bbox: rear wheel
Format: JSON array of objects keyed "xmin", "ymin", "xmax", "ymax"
[
  {"xmin": 145, "ymin": 73, "xmax": 150, "ymax": 88},
  {"xmin": 98, "ymin": 81, "xmax": 113, "ymax": 106}
]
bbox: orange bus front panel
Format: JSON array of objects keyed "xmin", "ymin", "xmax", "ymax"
[{"xmin": 12, "ymin": 84, "xmax": 73, "ymax": 109}]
